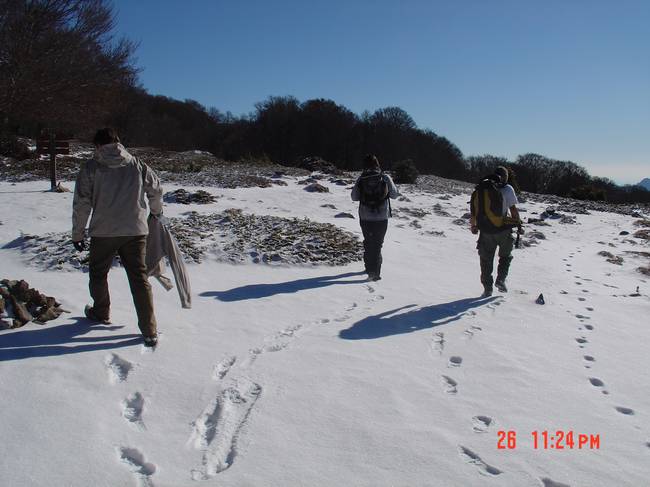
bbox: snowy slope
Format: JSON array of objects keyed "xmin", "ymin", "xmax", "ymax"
[{"xmin": 1, "ymin": 174, "xmax": 649, "ymax": 487}]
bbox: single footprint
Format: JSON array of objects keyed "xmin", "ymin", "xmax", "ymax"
[
  {"xmin": 586, "ymin": 307, "xmax": 594, "ymax": 311},
  {"xmin": 575, "ymin": 314, "xmax": 590, "ymax": 320},
  {"xmin": 448, "ymin": 356, "xmax": 463, "ymax": 367},
  {"xmin": 431, "ymin": 332, "xmax": 445, "ymax": 354},
  {"xmin": 472, "ymin": 415, "xmax": 493, "ymax": 433},
  {"xmin": 190, "ymin": 378, "xmax": 262, "ymax": 479},
  {"xmin": 589, "ymin": 377, "xmax": 604, "ymax": 388},
  {"xmin": 457, "ymin": 446, "xmax": 502, "ymax": 476},
  {"xmin": 575, "ymin": 337, "xmax": 588, "ymax": 347},
  {"xmin": 463, "ymin": 326, "xmax": 482, "ymax": 339},
  {"xmin": 578, "ymin": 297, "xmax": 586, "ymax": 302},
  {"xmin": 213, "ymin": 356, "xmax": 237, "ymax": 380},
  {"xmin": 441, "ymin": 375, "xmax": 458, "ymax": 394},
  {"xmin": 106, "ymin": 354, "xmax": 133, "ymax": 384},
  {"xmin": 345, "ymin": 302, "xmax": 358, "ymax": 312},
  {"xmin": 122, "ymin": 392, "xmax": 145, "ymax": 428},
  {"xmin": 365, "ymin": 284, "xmax": 375, "ymax": 294},
  {"xmin": 540, "ymin": 477, "xmax": 571, "ymax": 487},
  {"xmin": 583, "ymin": 355, "xmax": 595, "ymax": 362},
  {"xmin": 277, "ymin": 324, "xmax": 302, "ymax": 337},
  {"xmin": 584, "ymin": 324, "xmax": 594, "ymax": 331},
  {"xmin": 615, "ymin": 406, "xmax": 635, "ymax": 416},
  {"xmin": 117, "ymin": 447, "xmax": 156, "ymax": 487}
]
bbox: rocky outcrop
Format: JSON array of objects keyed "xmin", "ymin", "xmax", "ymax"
[
  {"xmin": 167, "ymin": 209, "xmax": 362, "ymax": 266},
  {"xmin": 164, "ymin": 189, "xmax": 218, "ymax": 204}
]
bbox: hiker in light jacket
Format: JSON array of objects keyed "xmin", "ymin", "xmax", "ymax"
[
  {"xmin": 351, "ymin": 154, "xmax": 399, "ymax": 281},
  {"xmin": 72, "ymin": 128, "xmax": 163, "ymax": 347},
  {"xmin": 470, "ymin": 165, "xmax": 520, "ymax": 297}
]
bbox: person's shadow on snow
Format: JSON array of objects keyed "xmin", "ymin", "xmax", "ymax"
[
  {"xmin": 201, "ymin": 271, "xmax": 368, "ymax": 302},
  {"xmin": 0, "ymin": 317, "xmax": 142, "ymax": 361},
  {"xmin": 339, "ymin": 296, "xmax": 496, "ymax": 340}
]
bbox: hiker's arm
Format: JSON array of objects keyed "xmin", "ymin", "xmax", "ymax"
[
  {"xmin": 351, "ymin": 180, "xmax": 360, "ymax": 201},
  {"xmin": 386, "ymin": 175, "xmax": 400, "ymax": 199},
  {"xmin": 72, "ymin": 162, "xmax": 93, "ymax": 242},
  {"xmin": 510, "ymin": 205, "xmax": 520, "ymax": 222},
  {"xmin": 143, "ymin": 164, "xmax": 163, "ymax": 216}
]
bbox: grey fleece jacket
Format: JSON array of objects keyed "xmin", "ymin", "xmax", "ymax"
[
  {"xmin": 351, "ymin": 171, "xmax": 399, "ymax": 221},
  {"xmin": 146, "ymin": 216, "xmax": 192, "ymax": 309},
  {"xmin": 72, "ymin": 143, "xmax": 163, "ymax": 241}
]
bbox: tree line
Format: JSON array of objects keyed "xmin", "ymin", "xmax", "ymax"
[{"xmin": 1, "ymin": 0, "xmax": 647, "ymax": 204}]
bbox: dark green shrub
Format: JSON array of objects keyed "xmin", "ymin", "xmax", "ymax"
[{"xmin": 393, "ymin": 159, "xmax": 419, "ymax": 184}]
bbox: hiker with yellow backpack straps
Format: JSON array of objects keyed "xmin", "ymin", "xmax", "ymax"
[{"xmin": 470, "ymin": 166, "xmax": 522, "ymax": 297}]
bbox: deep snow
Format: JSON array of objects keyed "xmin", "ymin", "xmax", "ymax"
[{"xmin": 1, "ymin": 173, "xmax": 649, "ymax": 487}]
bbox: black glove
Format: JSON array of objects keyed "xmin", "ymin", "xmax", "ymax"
[{"xmin": 72, "ymin": 240, "xmax": 87, "ymax": 252}]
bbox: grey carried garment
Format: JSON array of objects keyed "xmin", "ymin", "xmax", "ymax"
[{"xmin": 146, "ymin": 215, "xmax": 192, "ymax": 309}]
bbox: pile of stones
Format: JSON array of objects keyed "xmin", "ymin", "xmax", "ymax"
[{"xmin": 1, "ymin": 279, "xmax": 64, "ymax": 328}]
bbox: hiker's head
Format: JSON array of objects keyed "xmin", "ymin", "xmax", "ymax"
[
  {"xmin": 93, "ymin": 128, "xmax": 120, "ymax": 147},
  {"xmin": 495, "ymin": 166, "xmax": 509, "ymax": 185},
  {"xmin": 363, "ymin": 154, "xmax": 380, "ymax": 171}
]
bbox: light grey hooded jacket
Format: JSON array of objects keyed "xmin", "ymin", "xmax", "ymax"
[{"xmin": 72, "ymin": 143, "xmax": 163, "ymax": 241}]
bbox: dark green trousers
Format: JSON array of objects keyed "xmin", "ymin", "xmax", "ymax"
[
  {"xmin": 477, "ymin": 230, "xmax": 514, "ymax": 289},
  {"xmin": 89, "ymin": 235, "xmax": 157, "ymax": 337}
]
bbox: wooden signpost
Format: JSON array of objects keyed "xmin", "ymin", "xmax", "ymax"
[{"xmin": 36, "ymin": 132, "xmax": 70, "ymax": 191}]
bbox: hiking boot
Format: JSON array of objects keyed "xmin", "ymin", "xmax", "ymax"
[
  {"xmin": 143, "ymin": 335, "xmax": 158, "ymax": 348},
  {"xmin": 481, "ymin": 286, "xmax": 493, "ymax": 298},
  {"xmin": 368, "ymin": 272, "xmax": 381, "ymax": 281},
  {"xmin": 495, "ymin": 280, "xmax": 508, "ymax": 293},
  {"xmin": 84, "ymin": 305, "xmax": 111, "ymax": 324}
]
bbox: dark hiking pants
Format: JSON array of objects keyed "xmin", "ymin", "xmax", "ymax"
[
  {"xmin": 360, "ymin": 219, "xmax": 388, "ymax": 277},
  {"xmin": 477, "ymin": 229, "xmax": 514, "ymax": 289},
  {"xmin": 89, "ymin": 235, "xmax": 157, "ymax": 337}
]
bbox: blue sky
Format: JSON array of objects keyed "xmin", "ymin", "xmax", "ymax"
[{"xmin": 113, "ymin": 0, "xmax": 649, "ymax": 184}]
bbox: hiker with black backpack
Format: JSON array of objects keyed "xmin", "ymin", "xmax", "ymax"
[
  {"xmin": 351, "ymin": 154, "xmax": 399, "ymax": 281},
  {"xmin": 470, "ymin": 166, "xmax": 522, "ymax": 297}
]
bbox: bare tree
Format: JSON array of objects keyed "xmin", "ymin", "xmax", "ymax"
[{"xmin": 0, "ymin": 0, "xmax": 139, "ymax": 134}]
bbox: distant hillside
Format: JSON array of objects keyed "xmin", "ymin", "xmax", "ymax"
[{"xmin": 638, "ymin": 178, "xmax": 650, "ymax": 191}]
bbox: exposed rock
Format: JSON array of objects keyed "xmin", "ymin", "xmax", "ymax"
[
  {"xmin": 619, "ymin": 231, "xmax": 630, "ymax": 235},
  {"xmin": 166, "ymin": 209, "xmax": 362, "ymax": 266},
  {"xmin": 634, "ymin": 229, "xmax": 650, "ymax": 241},
  {"xmin": 433, "ymin": 204, "xmax": 451, "ymax": 217},
  {"xmin": 634, "ymin": 219, "xmax": 650, "ymax": 228},
  {"xmin": 527, "ymin": 230, "xmax": 546, "ymax": 240},
  {"xmin": 0, "ymin": 279, "xmax": 63, "ymax": 327},
  {"xmin": 452, "ymin": 219, "xmax": 467, "ymax": 226},
  {"xmin": 559, "ymin": 215, "xmax": 577, "ymax": 224},
  {"xmin": 401, "ymin": 207, "xmax": 430, "ymax": 219},
  {"xmin": 164, "ymin": 189, "xmax": 217, "ymax": 204},
  {"xmin": 304, "ymin": 183, "xmax": 329, "ymax": 193}
]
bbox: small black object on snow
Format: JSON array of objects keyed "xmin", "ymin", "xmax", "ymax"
[{"xmin": 535, "ymin": 293, "xmax": 545, "ymax": 305}]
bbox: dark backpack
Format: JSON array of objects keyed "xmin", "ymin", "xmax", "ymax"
[
  {"xmin": 358, "ymin": 171, "xmax": 389, "ymax": 210},
  {"xmin": 470, "ymin": 175, "xmax": 518, "ymax": 233}
]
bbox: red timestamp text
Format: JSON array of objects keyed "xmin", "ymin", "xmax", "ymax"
[{"xmin": 497, "ymin": 430, "xmax": 601, "ymax": 450}]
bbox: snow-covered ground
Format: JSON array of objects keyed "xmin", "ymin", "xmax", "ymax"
[{"xmin": 1, "ymin": 174, "xmax": 649, "ymax": 487}]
